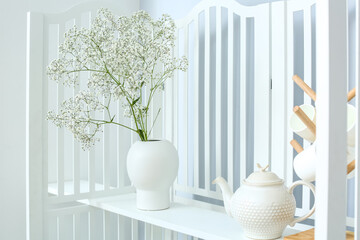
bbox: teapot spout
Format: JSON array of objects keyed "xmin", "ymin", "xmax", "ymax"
[{"xmin": 212, "ymin": 177, "xmax": 233, "ymax": 217}]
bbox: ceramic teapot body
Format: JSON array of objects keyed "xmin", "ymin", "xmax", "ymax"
[{"xmin": 213, "ymin": 164, "xmax": 315, "ymax": 240}]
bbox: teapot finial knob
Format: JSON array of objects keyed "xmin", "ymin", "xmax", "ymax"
[{"xmin": 256, "ymin": 163, "xmax": 269, "ymax": 172}]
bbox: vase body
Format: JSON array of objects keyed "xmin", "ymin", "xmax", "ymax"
[{"xmin": 127, "ymin": 140, "xmax": 179, "ymax": 210}]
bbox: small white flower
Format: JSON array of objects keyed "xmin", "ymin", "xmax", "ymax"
[{"xmin": 47, "ymin": 9, "xmax": 188, "ymax": 148}]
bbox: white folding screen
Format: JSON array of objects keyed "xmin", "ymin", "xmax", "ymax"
[
  {"xmin": 271, "ymin": 0, "xmax": 317, "ymax": 231},
  {"xmin": 26, "ymin": 0, "xmax": 360, "ymax": 239},
  {"xmin": 44, "ymin": 8, "xmax": 136, "ymax": 205},
  {"xmin": 27, "ymin": 3, "xmax": 140, "ymax": 240},
  {"xmin": 169, "ymin": 0, "xmax": 271, "ymax": 211},
  {"xmin": 169, "ymin": 0, "xmax": 321, "ymax": 232}
]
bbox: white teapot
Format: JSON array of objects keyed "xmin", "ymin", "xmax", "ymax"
[{"xmin": 213, "ymin": 164, "xmax": 315, "ymax": 240}]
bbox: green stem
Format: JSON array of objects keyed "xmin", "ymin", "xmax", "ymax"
[
  {"xmin": 148, "ymin": 108, "xmax": 161, "ymax": 137},
  {"xmin": 88, "ymin": 118, "xmax": 137, "ymax": 133}
]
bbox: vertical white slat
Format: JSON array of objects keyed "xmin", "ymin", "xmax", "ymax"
[
  {"xmin": 146, "ymin": 81, "xmax": 151, "ymax": 139},
  {"xmin": 102, "ymin": 211, "xmax": 106, "ymax": 240},
  {"xmin": 47, "ymin": 23, "xmax": 58, "ymax": 186},
  {"xmin": 303, "ymin": 7, "xmax": 313, "ymax": 144},
  {"xmin": 73, "ymin": 93, "xmax": 80, "ymax": 195},
  {"xmin": 253, "ymin": 6, "xmax": 270, "ymax": 169},
  {"xmin": 64, "ymin": 19, "xmax": 76, "ymax": 193},
  {"xmin": 165, "ymin": 21, "xmax": 175, "ymax": 144},
  {"xmin": 215, "ymin": 5, "xmax": 222, "ymax": 191},
  {"xmin": 193, "ymin": 15, "xmax": 200, "ymax": 189},
  {"xmin": 173, "ymin": 28, "xmax": 179, "ymax": 150},
  {"xmin": 165, "ymin": 60, "xmax": 173, "ymax": 207},
  {"xmin": 173, "ymin": 28, "xmax": 179, "ymax": 190},
  {"xmin": 57, "ymin": 22, "xmax": 65, "ymax": 197},
  {"xmin": 117, "ymin": 215, "xmax": 125, "ymax": 240},
  {"xmin": 73, "ymin": 212, "xmax": 81, "ymax": 240},
  {"xmin": 88, "ymin": 209, "xmax": 96, "ymax": 240},
  {"xmin": 151, "ymin": 79, "xmax": 163, "ymax": 140},
  {"xmin": 271, "ymin": 1, "xmax": 287, "ymax": 181},
  {"xmin": 356, "ymin": 0, "xmax": 360, "ymax": 237},
  {"xmin": 227, "ymin": 10, "xmax": 234, "ymax": 190},
  {"xmin": 240, "ymin": 17, "xmax": 247, "ymax": 181},
  {"xmin": 315, "ymin": 0, "xmax": 347, "ymax": 238},
  {"xmin": 58, "ymin": 203, "xmax": 73, "ymax": 239},
  {"xmin": 89, "ymin": 123, "xmax": 96, "ymax": 193},
  {"xmin": 286, "ymin": 9, "xmax": 295, "ymax": 187},
  {"xmin": 90, "ymin": 10, "xmax": 97, "ymax": 22},
  {"xmin": 47, "ymin": 215, "xmax": 58, "ymax": 240},
  {"xmin": 302, "ymin": 6, "xmax": 313, "ymax": 214},
  {"xmin": 117, "ymin": 101, "xmax": 124, "ymax": 188},
  {"xmin": 165, "ymin": 56, "xmax": 174, "ymax": 143},
  {"xmin": 144, "ymin": 72, "xmax": 155, "ymax": 140},
  {"xmin": 26, "ymin": 12, "xmax": 44, "ymax": 240},
  {"xmin": 103, "ymin": 211, "xmax": 113, "ymax": 240},
  {"xmin": 103, "ymin": 100, "xmax": 110, "ymax": 191},
  {"xmin": 72, "ymin": 18, "xmax": 81, "ymax": 197},
  {"xmin": 151, "ymin": 225, "xmax": 162, "ymax": 240},
  {"xmin": 117, "ymin": 101, "xmax": 131, "ymax": 188},
  {"xmin": 42, "ymin": 22, "xmax": 50, "ymax": 239},
  {"xmin": 57, "ymin": 216, "xmax": 60, "ymax": 240},
  {"xmin": 164, "ymin": 229, "xmax": 172, "ymax": 240},
  {"xmin": 131, "ymin": 120, "xmax": 137, "ymax": 143},
  {"xmin": 145, "ymin": 223, "xmax": 151, "ymax": 240},
  {"xmin": 131, "ymin": 219, "xmax": 138, "ymax": 240},
  {"xmin": 184, "ymin": 24, "xmax": 189, "ymax": 187},
  {"xmin": 204, "ymin": 7, "xmax": 211, "ymax": 191},
  {"xmin": 88, "ymin": 11, "xmax": 96, "ymax": 193}
]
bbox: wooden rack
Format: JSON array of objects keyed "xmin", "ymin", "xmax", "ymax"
[{"xmin": 290, "ymin": 75, "xmax": 356, "ymax": 175}]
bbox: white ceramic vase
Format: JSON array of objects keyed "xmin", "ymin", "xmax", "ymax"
[{"xmin": 127, "ymin": 140, "xmax": 179, "ymax": 210}]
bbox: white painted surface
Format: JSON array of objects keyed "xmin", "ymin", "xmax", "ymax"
[
  {"xmin": 79, "ymin": 193, "xmax": 300, "ymax": 240},
  {"xmin": 356, "ymin": 0, "xmax": 360, "ymax": 237},
  {"xmin": 1, "ymin": 1, "xmax": 139, "ymax": 240},
  {"xmin": 26, "ymin": 12, "xmax": 45, "ymax": 240},
  {"xmin": 21, "ymin": 0, "xmax": 359, "ymax": 238},
  {"xmin": 0, "ymin": 2, "xmax": 29, "ymax": 240},
  {"xmin": 315, "ymin": 0, "xmax": 348, "ymax": 239},
  {"xmin": 171, "ymin": 0, "xmax": 272, "ymax": 211}
]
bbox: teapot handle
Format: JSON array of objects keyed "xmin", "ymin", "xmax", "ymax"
[{"xmin": 288, "ymin": 180, "xmax": 316, "ymax": 227}]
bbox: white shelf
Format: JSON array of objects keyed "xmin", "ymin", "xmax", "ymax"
[
  {"xmin": 78, "ymin": 193, "xmax": 299, "ymax": 240},
  {"xmin": 48, "ymin": 180, "xmax": 108, "ymax": 195},
  {"xmin": 48, "ymin": 182, "xmax": 299, "ymax": 239}
]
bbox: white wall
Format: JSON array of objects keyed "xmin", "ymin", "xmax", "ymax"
[
  {"xmin": 0, "ymin": 1, "xmax": 29, "ymax": 239},
  {"xmin": 0, "ymin": 1, "xmax": 139, "ymax": 240}
]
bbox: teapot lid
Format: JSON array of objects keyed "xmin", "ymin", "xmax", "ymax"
[{"xmin": 243, "ymin": 164, "xmax": 283, "ymax": 186}]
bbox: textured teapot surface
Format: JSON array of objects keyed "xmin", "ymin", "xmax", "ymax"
[
  {"xmin": 231, "ymin": 164, "xmax": 296, "ymax": 239},
  {"xmin": 231, "ymin": 182, "xmax": 296, "ymax": 239},
  {"xmin": 213, "ymin": 164, "xmax": 317, "ymax": 240}
]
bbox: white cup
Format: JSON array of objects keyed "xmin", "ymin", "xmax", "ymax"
[
  {"xmin": 347, "ymin": 104, "xmax": 356, "ymax": 147},
  {"xmin": 294, "ymin": 143, "xmax": 355, "ymax": 182},
  {"xmin": 289, "ymin": 104, "xmax": 316, "ymax": 143},
  {"xmin": 293, "ymin": 144, "xmax": 317, "ymax": 182}
]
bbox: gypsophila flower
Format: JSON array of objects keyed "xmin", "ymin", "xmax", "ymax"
[{"xmin": 47, "ymin": 9, "xmax": 188, "ymax": 149}]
